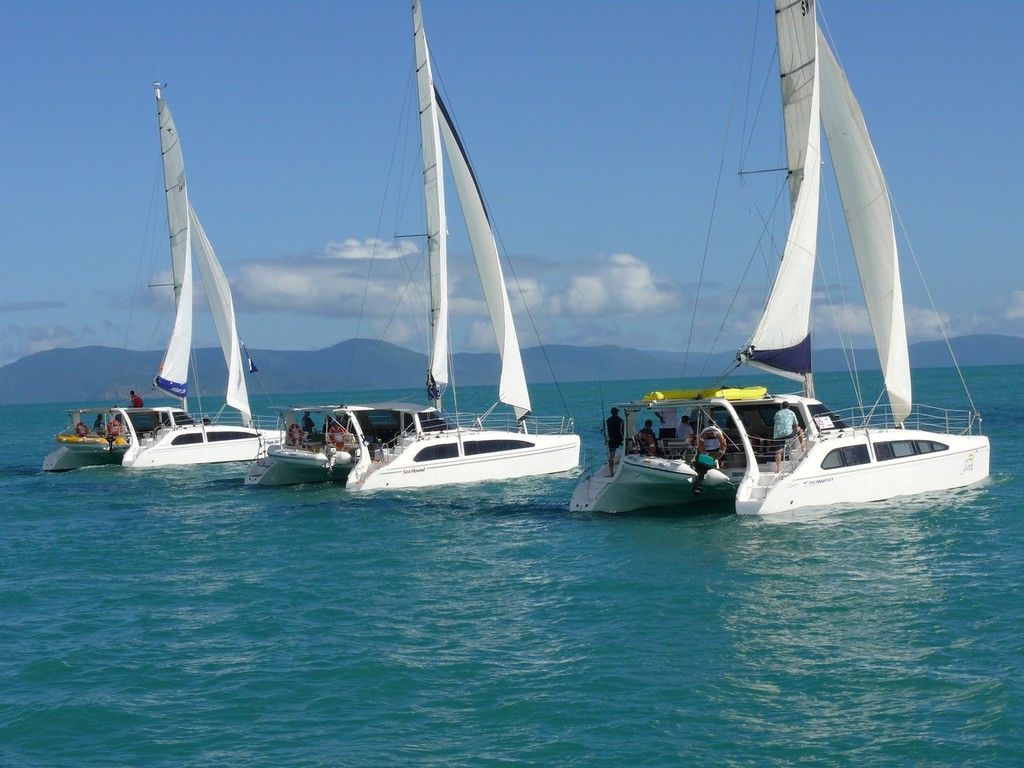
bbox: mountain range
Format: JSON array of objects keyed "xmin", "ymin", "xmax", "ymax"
[{"xmin": 1, "ymin": 334, "xmax": 1021, "ymax": 405}]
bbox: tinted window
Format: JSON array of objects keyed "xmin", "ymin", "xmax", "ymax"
[
  {"xmin": 171, "ymin": 410, "xmax": 195, "ymax": 426},
  {"xmin": 821, "ymin": 444, "xmax": 870, "ymax": 470},
  {"xmin": 464, "ymin": 439, "xmax": 535, "ymax": 455},
  {"xmin": 171, "ymin": 433, "xmax": 204, "ymax": 445},
  {"xmin": 207, "ymin": 431, "xmax": 254, "ymax": 442},
  {"xmin": 875, "ymin": 439, "xmax": 949, "ymax": 461},
  {"xmin": 414, "ymin": 443, "xmax": 459, "ymax": 462}
]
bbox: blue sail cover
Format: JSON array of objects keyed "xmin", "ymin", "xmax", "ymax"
[
  {"xmin": 747, "ymin": 335, "xmax": 813, "ymax": 376},
  {"xmin": 155, "ymin": 375, "xmax": 188, "ymax": 399}
]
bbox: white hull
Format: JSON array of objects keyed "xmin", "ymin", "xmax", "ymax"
[
  {"xmin": 570, "ymin": 453, "xmax": 735, "ymax": 514},
  {"xmin": 350, "ymin": 431, "xmax": 580, "ymax": 492},
  {"xmin": 736, "ymin": 428, "xmax": 990, "ymax": 515},
  {"xmin": 121, "ymin": 424, "xmax": 277, "ymax": 469}
]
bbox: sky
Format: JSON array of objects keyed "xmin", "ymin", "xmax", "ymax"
[{"xmin": 1, "ymin": 1, "xmax": 1022, "ymax": 371}]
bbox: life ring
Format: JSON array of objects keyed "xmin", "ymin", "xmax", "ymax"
[
  {"xmin": 75, "ymin": 421, "xmax": 89, "ymax": 437},
  {"xmin": 107, "ymin": 418, "xmax": 123, "ymax": 438},
  {"xmin": 634, "ymin": 431, "xmax": 657, "ymax": 456},
  {"xmin": 288, "ymin": 423, "xmax": 304, "ymax": 446},
  {"xmin": 328, "ymin": 422, "xmax": 347, "ymax": 447}
]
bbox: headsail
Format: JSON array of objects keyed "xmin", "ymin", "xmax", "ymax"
[
  {"xmin": 741, "ymin": 0, "xmax": 821, "ymax": 389},
  {"xmin": 189, "ymin": 204, "xmax": 252, "ymax": 425},
  {"xmin": 412, "ymin": 0, "xmax": 449, "ymax": 395},
  {"xmin": 435, "ymin": 94, "xmax": 531, "ymax": 419},
  {"xmin": 154, "ymin": 86, "xmax": 193, "ymax": 401},
  {"xmin": 817, "ymin": 29, "xmax": 911, "ymax": 421}
]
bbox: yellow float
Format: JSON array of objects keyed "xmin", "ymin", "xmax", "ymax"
[{"xmin": 643, "ymin": 386, "xmax": 768, "ymax": 402}]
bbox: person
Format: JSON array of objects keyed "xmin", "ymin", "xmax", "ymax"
[
  {"xmin": 129, "ymin": 390, "xmax": 143, "ymax": 408},
  {"xmin": 606, "ymin": 407, "xmax": 625, "ymax": 474},
  {"xmin": 301, "ymin": 411, "xmax": 316, "ymax": 434},
  {"xmin": 698, "ymin": 422, "xmax": 727, "ymax": 466},
  {"xmin": 773, "ymin": 401, "xmax": 806, "ymax": 472},
  {"xmin": 635, "ymin": 419, "xmax": 659, "ymax": 456},
  {"xmin": 677, "ymin": 414, "xmax": 695, "ymax": 446},
  {"xmin": 93, "ymin": 413, "xmax": 105, "ymax": 431}
]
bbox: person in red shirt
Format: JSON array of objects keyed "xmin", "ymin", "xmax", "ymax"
[{"xmin": 129, "ymin": 390, "xmax": 144, "ymax": 408}]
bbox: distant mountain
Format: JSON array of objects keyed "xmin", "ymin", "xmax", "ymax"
[{"xmin": 1, "ymin": 334, "xmax": 1021, "ymax": 405}]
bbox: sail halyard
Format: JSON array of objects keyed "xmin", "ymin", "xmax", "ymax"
[
  {"xmin": 412, "ymin": 0, "xmax": 449, "ymax": 402},
  {"xmin": 817, "ymin": 29, "xmax": 911, "ymax": 422},
  {"xmin": 741, "ymin": 0, "xmax": 820, "ymax": 394},
  {"xmin": 434, "ymin": 92, "xmax": 532, "ymax": 419},
  {"xmin": 154, "ymin": 86, "xmax": 192, "ymax": 406},
  {"xmin": 188, "ymin": 204, "xmax": 252, "ymax": 425}
]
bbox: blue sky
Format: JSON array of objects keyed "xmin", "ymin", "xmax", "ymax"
[{"xmin": 1, "ymin": 1, "xmax": 1021, "ymax": 369}]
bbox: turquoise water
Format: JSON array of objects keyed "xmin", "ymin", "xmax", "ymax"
[{"xmin": 3, "ymin": 368, "xmax": 1021, "ymax": 766}]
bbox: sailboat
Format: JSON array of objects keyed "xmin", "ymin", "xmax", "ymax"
[
  {"xmin": 571, "ymin": 0, "xmax": 989, "ymax": 515},
  {"xmin": 245, "ymin": 0, "xmax": 579, "ymax": 488},
  {"xmin": 43, "ymin": 86, "xmax": 279, "ymax": 472}
]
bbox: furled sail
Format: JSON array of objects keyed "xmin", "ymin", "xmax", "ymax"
[
  {"xmin": 154, "ymin": 87, "xmax": 193, "ymax": 400},
  {"xmin": 817, "ymin": 30, "xmax": 911, "ymax": 422},
  {"xmin": 412, "ymin": 0, "xmax": 449, "ymax": 395},
  {"xmin": 741, "ymin": 0, "xmax": 820, "ymax": 387}
]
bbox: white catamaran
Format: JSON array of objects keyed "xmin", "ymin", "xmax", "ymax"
[
  {"xmin": 43, "ymin": 86, "xmax": 279, "ymax": 472},
  {"xmin": 571, "ymin": 0, "xmax": 989, "ymax": 515},
  {"xmin": 245, "ymin": 0, "xmax": 579, "ymax": 489}
]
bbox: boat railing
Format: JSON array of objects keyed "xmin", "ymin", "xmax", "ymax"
[
  {"xmin": 450, "ymin": 412, "xmax": 576, "ymax": 436},
  {"xmin": 824, "ymin": 403, "xmax": 983, "ymax": 436},
  {"xmin": 191, "ymin": 411, "xmax": 281, "ymax": 432}
]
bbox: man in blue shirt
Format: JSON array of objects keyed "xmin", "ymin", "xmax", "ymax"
[{"xmin": 773, "ymin": 401, "xmax": 805, "ymax": 472}]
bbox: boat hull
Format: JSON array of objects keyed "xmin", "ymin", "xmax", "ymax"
[
  {"xmin": 350, "ymin": 432, "xmax": 580, "ymax": 491},
  {"xmin": 570, "ymin": 453, "xmax": 735, "ymax": 514},
  {"xmin": 736, "ymin": 429, "xmax": 990, "ymax": 515},
  {"xmin": 121, "ymin": 425, "xmax": 279, "ymax": 469}
]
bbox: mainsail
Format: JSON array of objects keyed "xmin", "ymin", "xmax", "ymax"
[
  {"xmin": 154, "ymin": 88, "xmax": 193, "ymax": 400},
  {"xmin": 412, "ymin": 0, "xmax": 449, "ymax": 396},
  {"xmin": 741, "ymin": 0, "xmax": 821, "ymax": 388},
  {"xmin": 411, "ymin": 0, "xmax": 532, "ymax": 419},
  {"xmin": 152, "ymin": 85, "xmax": 253, "ymax": 424}
]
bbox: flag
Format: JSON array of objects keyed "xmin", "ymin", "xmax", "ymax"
[{"xmin": 242, "ymin": 342, "xmax": 258, "ymax": 373}]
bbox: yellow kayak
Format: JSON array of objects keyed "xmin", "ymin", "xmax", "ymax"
[{"xmin": 643, "ymin": 386, "xmax": 768, "ymax": 402}]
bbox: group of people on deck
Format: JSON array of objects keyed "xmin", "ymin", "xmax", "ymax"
[{"xmin": 604, "ymin": 401, "xmax": 806, "ymax": 475}]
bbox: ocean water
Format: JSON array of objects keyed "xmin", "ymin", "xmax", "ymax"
[{"xmin": 2, "ymin": 367, "xmax": 1021, "ymax": 766}]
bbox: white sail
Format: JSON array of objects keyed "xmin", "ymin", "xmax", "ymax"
[
  {"xmin": 435, "ymin": 98, "xmax": 531, "ymax": 419},
  {"xmin": 742, "ymin": 0, "xmax": 820, "ymax": 387},
  {"xmin": 413, "ymin": 0, "xmax": 449, "ymax": 394},
  {"xmin": 817, "ymin": 30, "xmax": 911, "ymax": 422},
  {"xmin": 154, "ymin": 88, "xmax": 193, "ymax": 400},
  {"xmin": 188, "ymin": 204, "xmax": 252, "ymax": 425}
]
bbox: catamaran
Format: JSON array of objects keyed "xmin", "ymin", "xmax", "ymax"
[
  {"xmin": 571, "ymin": 0, "xmax": 989, "ymax": 515},
  {"xmin": 43, "ymin": 86, "xmax": 279, "ymax": 472},
  {"xmin": 245, "ymin": 0, "xmax": 579, "ymax": 488}
]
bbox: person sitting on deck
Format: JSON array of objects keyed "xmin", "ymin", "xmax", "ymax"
[
  {"xmin": 301, "ymin": 411, "xmax": 316, "ymax": 435},
  {"xmin": 635, "ymin": 419, "xmax": 659, "ymax": 456},
  {"xmin": 129, "ymin": 390, "xmax": 144, "ymax": 408}
]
